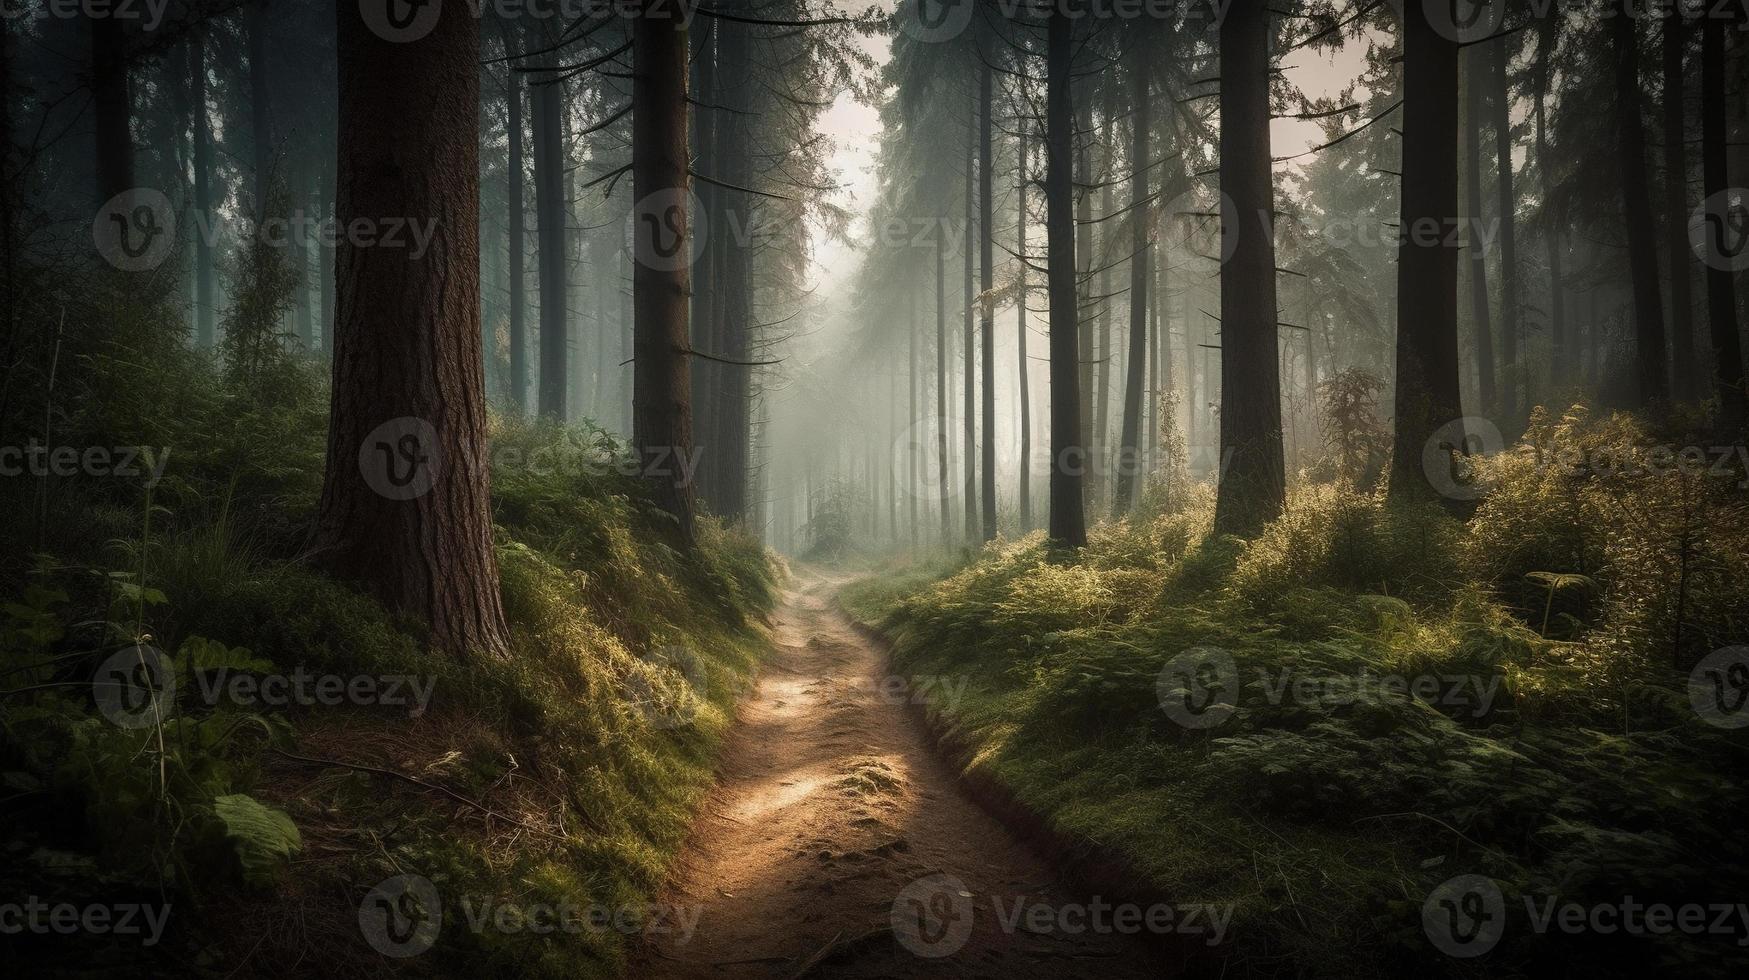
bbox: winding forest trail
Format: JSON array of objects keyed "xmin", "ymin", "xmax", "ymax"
[{"xmin": 632, "ymin": 569, "xmax": 1163, "ymax": 978}]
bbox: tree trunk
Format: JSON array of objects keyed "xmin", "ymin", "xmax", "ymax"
[
  {"xmin": 1701, "ymin": 16, "xmax": 1747, "ymax": 429},
  {"xmin": 505, "ymin": 39, "xmax": 527, "ymax": 414},
  {"xmin": 978, "ymin": 58, "xmax": 997, "ymax": 542},
  {"xmin": 714, "ymin": 15, "xmax": 752, "ymax": 525},
  {"xmin": 630, "ymin": 4, "xmax": 697, "ymax": 544},
  {"xmin": 1491, "ymin": 37, "xmax": 1520, "ymax": 425},
  {"xmin": 962, "ymin": 130, "xmax": 977, "ymax": 538},
  {"xmin": 909, "ymin": 290, "xmax": 920, "ymax": 546},
  {"xmin": 533, "ymin": 75, "xmax": 567, "ymax": 420},
  {"xmin": 1114, "ymin": 48, "xmax": 1150, "ymax": 517},
  {"xmin": 91, "ymin": 17, "xmax": 132, "ymax": 202},
  {"xmin": 936, "ymin": 233, "xmax": 952, "ymax": 544},
  {"xmin": 1534, "ymin": 13, "xmax": 1564, "ymax": 391},
  {"xmin": 1463, "ymin": 45, "xmax": 1495, "ymax": 414},
  {"xmin": 1094, "ymin": 85, "xmax": 1116, "ymax": 508},
  {"xmin": 1390, "ymin": 1, "xmax": 1466, "ymax": 506},
  {"xmin": 1017, "ymin": 131, "xmax": 1032, "ymax": 530},
  {"xmin": 689, "ymin": 18, "xmax": 722, "ymax": 511},
  {"xmin": 191, "ymin": 28, "xmax": 215, "ymax": 347},
  {"xmin": 247, "ymin": 1, "xmax": 273, "ymax": 217},
  {"xmin": 1664, "ymin": 13, "xmax": 1696, "ymax": 398},
  {"xmin": 1213, "ymin": 2, "xmax": 1285, "ymax": 536},
  {"xmin": 1076, "ymin": 91, "xmax": 1094, "ymax": 474},
  {"xmin": 318, "ymin": 0, "xmax": 509, "ymax": 658},
  {"xmin": 1613, "ymin": 11, "xmax": 1670, "ymax": 405},
  {"xmin": 1046, "ymin": 11, "xmax": 1087, "ymax": 549},
  {"xmin": 319, "ymin": 147, "xmax": 336, "ymax": 352}
]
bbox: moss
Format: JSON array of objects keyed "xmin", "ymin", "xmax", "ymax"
[{"xmin": 848, "ymin": 434, "xmax": 1749, "ymax": 979}]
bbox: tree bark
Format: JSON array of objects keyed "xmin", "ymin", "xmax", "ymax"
[
  {"xmin": 246, "ymin": 0, "xmax": 273, "ymax": 218},
  {"xmin": 504, "ymin": 31, "xmax": 527, "ymax": 414},
  {"xmin": 1047, "ymin": 11, "xmax": 1087, "ymax": 549},
  {"xmin": 689, "ymin": 18, "xmax": 722, "ymax": 511},
  {"xmin": 1463, "ymin": 45, "xmax": 1495, "ymax": 415},
  {"xmin": 936, "ymin": 233, "xmax": 952, "ymax": 544},
  {"xmin": 714, "ymin": 14, "xmax": 752, "ymax": 525},
  {"xmin": 191, "ymin": 28, "xmax": 215, "ymax": 347},
  {"xmin": 533, "ymin": 74, "xmax": 567, "ymax": 420},
  {"xmin": 1390, "ymin": 0, "xmax": 1466, "ymax": 506},
  {"xmin": 1664, "ymin": 13, "xmax": 1696, "ymax": 398},
  {"xmin": 91, "ymin": 17, "xmax": 132, "ymax": 202},
  {"xmin": 1491, "ymin": 37, "xmax": 1519, "ymax": 425},
  {"xmin": 318, "ymin": 0, "xmax": 510, "ymax": 658},
  {"xmin": 630, "ymin": 2, "xmax": 697, "ymax": 544},
  {"xmin": 1113, "ymin": 47, "xmax": 1150, "ymax": 517},
  {"xmin": 1213, "ymin": 2, "xmax": 1285, "ymax": 536},
  {"xmin": 1613, "ymin": 11, "xmax": 1670, "ymax": 405},
  {"xmin": 1076, "ymin": 90, "xmax": 1094, "ymax": 474},
  {"xmin": 1701, "ymin": 15, "xmax": 1747, "ymax": 429},
  {"xmin": 1016, "ymin": 131, "xmax": 1032, "ymax": 530},
  {"xmin": 978, "ymin": 57, "xmax": 996, "ymax": 542},
  {"xmin": 1094, "ymin": 84, "xmax": 1116, "ymax": 508},
  {"xmin": 962, "ymin": 126, "xmax": 977, "ymax": 538},
  {"xmin": 1534, "ymin": 13, "xmax": 1564, "ymax": 391},
  {"xmin": 909, "ymin": 290, "xmax": 920, "ymax": 546}
]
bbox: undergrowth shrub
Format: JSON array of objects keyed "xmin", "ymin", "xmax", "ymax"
[{"xmin": 857, "ymin": 399, "xmax": 1749, "ymax": 979}]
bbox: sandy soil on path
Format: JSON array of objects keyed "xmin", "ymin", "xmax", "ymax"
[{"xmin": 631, "ymin": 569, "xmax": 1166, "ymax": 979}]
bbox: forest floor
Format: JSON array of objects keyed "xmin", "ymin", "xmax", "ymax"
[{"xmin": 631, "ymin": 568, "xmax": 1163, "ymax": 978}]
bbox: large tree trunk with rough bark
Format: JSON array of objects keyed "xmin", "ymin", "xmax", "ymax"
[
  {"xmin": 1046, "ymin": 11, "xmax": 1087, "ymax": 549},
  {"xmin": 1390, "ymin": 1, "xmax": 1465, "ymax": 506},
  {"xmin": 630, "ymin": 4, "xmax": 697, "ymax": 545},
  {"xmin": 1213, "ymin": 2, "xmax": 1284, "ymax": 536},
  {"xmin": 317, "ymin": 0, "xmax": 510, "ymax": 659}
]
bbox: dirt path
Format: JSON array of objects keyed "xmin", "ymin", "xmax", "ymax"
[{"xmin": 632, "ymin": 569, "xmax": 1165, "ymax": 978}]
